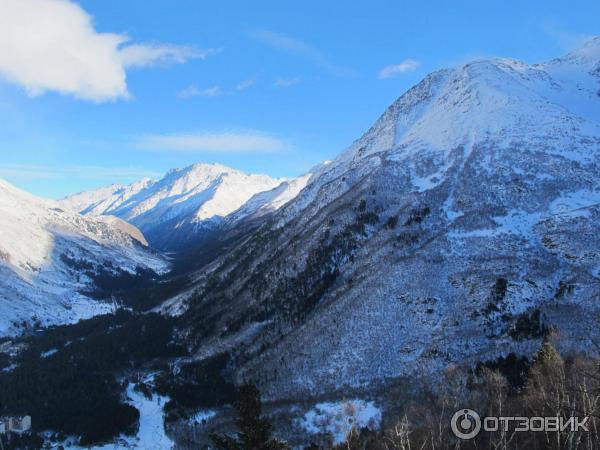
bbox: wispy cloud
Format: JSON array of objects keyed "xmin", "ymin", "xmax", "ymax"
[
  {"xmin": 177, "ymin": 85, "xmax": 222, "ymax": 99},
  {"xmin": 178, "ymin": 78, "xmax": 256, "ymax": 98},
  {"xmin": 274, "ymin": 77, "xmax": 302, "ymax": 88},
  {"xmin": 378, "ymin": 59, "xmax": 420, "ymax": 79},
  {"xmin": 248, "ymin": 28, "xmax": 356, "ymax": 77},
  {"xmin": 135, "ymin": 130, "xmax": 286, "ymax": 153},
  {"xmin": 0, "ymin": 0, "xmax": 216, "ymax": 102},
  {"xmin": 542, "ymin": 23, "xmax": 593, "ymax": 52},
  {"xmin": 120, "ymin": 45, "xmax": 219, "ymax": 69},
  {"xmin": 236, "ymin": 77, "xmax": 256, "ymax": 91},
  {"xmin": 0, "ymin": 164, "xmax": 161, "ymax": 182}
]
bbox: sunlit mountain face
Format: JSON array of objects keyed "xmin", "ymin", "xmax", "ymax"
[{"xmin": 1, "ymin": 1, "xmax": 600, "ymax": 448}]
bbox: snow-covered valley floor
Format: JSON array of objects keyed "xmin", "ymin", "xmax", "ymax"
[{"xmin": 59, "ymin": 384, "xmax": 173, "ymax": 450}]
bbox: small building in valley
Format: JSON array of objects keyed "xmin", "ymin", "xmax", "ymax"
[{"xmin": 0, "ymin": 416, "xmax": 31, "ymax": 433}]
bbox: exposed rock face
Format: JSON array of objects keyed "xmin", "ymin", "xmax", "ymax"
[
  {"xmin": 97, "ymin": 215, "xmax": 149, "ymax": 247},
  {"xmin": 176, "ymin": 38, "xmax": 600, "ymax": 399}
]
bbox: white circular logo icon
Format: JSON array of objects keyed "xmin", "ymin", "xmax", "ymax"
[{"xmin": 451, "ymin": 409, "xmax": 481, "ymax": 440}]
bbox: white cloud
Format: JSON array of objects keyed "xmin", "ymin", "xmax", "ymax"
[
  {"xmin": 236, "ymin": 77, "xmax": 256, "ymax": 91},
  {"xmin": 0, "ymin": 0, "xmax": 214, "ymax": 102},
  {"xmin": 179, "ymin": 79, "xmax": 255, "ymax": 98},
  {"xmin": 274, "ymin": 77, "xmax": 302, "ymax": 88},
  {"xmin": 249, "ymin": 28, "xmax": 356, "ymax": 77},
  {"xmin": 135, "ymin": 130, "xmax": 286, "ymax": 153},
  {"xmin": 177, "ymin": 85, "xmax": 222, "ymax": 99},
  {"xmin": 378, "ymin": 59, "xmax": 420, "ymax": 79},
  {"xmin": 0, "ymin": 164, "xmax": 160, "ymax": 181},
  {"xmin": 120, "ymin": 44, "xmax": 218, "ymax": 69}
]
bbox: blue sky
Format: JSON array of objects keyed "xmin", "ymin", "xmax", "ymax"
[{"xmin": 0, "ymin": 0, "xmax": 598, "ymax": 199}]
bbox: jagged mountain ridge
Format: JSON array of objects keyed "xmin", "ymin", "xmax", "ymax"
[
  {"xmin": 170, "ymin": 38, "xmax": 600, "ymax": 400},
  {"xmin": 0, "ymin": 178, "xmax": 167, "ymax": 336},
  {"xmin": 59, "ymin": 163, "xmax": 290, "ymax": 250}
]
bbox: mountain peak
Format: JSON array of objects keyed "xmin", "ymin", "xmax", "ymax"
[
  {"xmin": 59, "ymin": 163, "xmax": 287, "ymax": 250},
  {"xmin": 168, "ymin": 161, "xmax": 230, "ymax": 175},
  {"xmin": 546, "ymin": 35, "xmax": 600, "ymax": 68},
  {"xmin": 336, "ymin": 43, "xmax": 600, "ymax": 170},
  {"xmin": 572, "ymin": 35, "xmax": 600, "ymax": 57}
]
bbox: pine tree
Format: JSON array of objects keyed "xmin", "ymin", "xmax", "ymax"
[
  {"xmin": 534, "ymin": 340, "xmax": 562, "ymax": 368},
  {"xmin": 211, "ymin": 384, "xmax": 289, "ymax": 450}
]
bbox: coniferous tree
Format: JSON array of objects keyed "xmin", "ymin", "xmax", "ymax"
[
  {"xmin": 211, "ymin": 384, "xmax": 289, "ymax": 450},
  {"xmin": 534, "ymin": 339, "xmax": 562, "ymax": 368}
]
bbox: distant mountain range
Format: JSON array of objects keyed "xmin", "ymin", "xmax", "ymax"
[{"xmin": 59, "ymin": 163, "xmax": 309, "ymax": 251}]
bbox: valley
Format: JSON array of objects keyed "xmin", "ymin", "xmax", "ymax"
[{"xmin": 1, "ymin": 37, "xmax": 600, "ymax": 449}]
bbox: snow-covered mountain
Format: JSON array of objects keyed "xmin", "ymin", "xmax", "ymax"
[
  {"xmin": 58, "ymin": 178, "xmax": 155, "ymax": 218},
  {"xmin": 59, "ymin": 163, "xmax": 288, "ymax": 250},
  {"xmin": 172, "ymin": 37, "xmax": 600, "ymax": 400},
  {"xmin": 0, "ymin": 178, "xmax": 167, "ymax": 336},
  {"xmin": 225, "ymin": 173, "xmax": 312, "ymax": 225}
]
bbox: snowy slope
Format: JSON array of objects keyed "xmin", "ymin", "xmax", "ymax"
[
  {"xmin": 0, "ymin": 178, "xmax": 167, "ymax": 336},
  {"xmin": 174, "ymin": 37, "xmax": 600, "ymax": 400},
  {"xmin": 60, "ymin": 163, "xmax": 286, "ymax": 250},
  {"xmin": 283, "ymin": 38, "xmax": 600, "ymax": 224},
  {"xmin": 62, "ymin": 178, "xmax": 154, "ymax": 218},
  {"xmin": 226, "ymin": 173, "xmax": 312, "ymax": 224}
]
